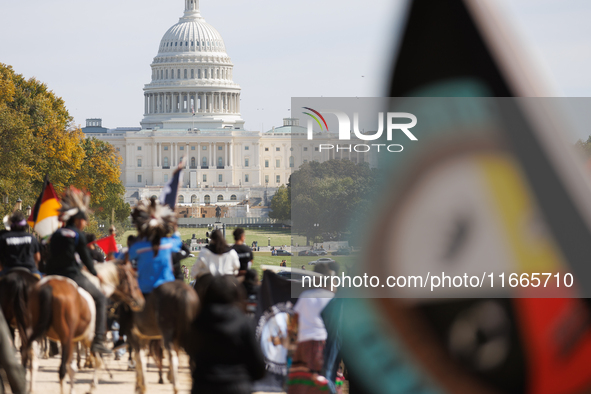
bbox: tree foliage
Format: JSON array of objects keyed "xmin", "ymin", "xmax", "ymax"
[
  {"xmin": 284, "ymin": 159, "xmax": 379, "ymax": 244},
  {"xmin": 268, "ymin": 185, "xmax": 290, "ymax": 221},
  {"xmin": 0, "ymin": 63, "xmax": 128, "ymax": 224},
  {"xmin": 575, "ymin": 136, "xmax": 591, "ymax": 158}
]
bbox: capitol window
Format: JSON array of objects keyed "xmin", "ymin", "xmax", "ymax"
[
  {"xmin": 163, "ymin": 157, "xmax": 169, "ymax": 167},
  {"xmin": 164, "ymin": 146, "xmax": 169, "ymax": 150},
  {"xmin": 191, "ymin": 146, "xmax": 195, "ymax": 150},
  {"xmin": 164, "ymin": 174, "xmax": 168, "ymax": 182},
  {"xmin": 244, "ymin": 158, "xmax": 249, "ymax": 167},
  {"xmin": 276, "ymin": 175, "xmax": 280, "ymax": 183},
  {"xmin": 276, "ymin": 159, "xmax": 280, "ymax": 167},
  {"xmin": 184, "ymin": 69, "xmax": 187, "ymax": 79},
  {"xmin": 218, "ymin": 146, "xmax": 222, "ymax": 150},
  {"xmin": 203, "ymin": 174, "xmax": 207, "ymax": 182},
  {"xmin": 276, "ymin": 147, "xmax": 280, "ymax": 151},
  {"xmin": 198, "ymin": 69, "xmax": 201, "ymax": 79},
  {"xmin": 166, "ymin": 70, "xmax": 169, "ymax": 79},
  {"xmin": 231, "ymin": 195, "xmax": 237, "ymax": 201},
  {"xmin": 180, "ymin": 146, "xmax": 184, "ymax": 150},
  {"xmin": 217, "ymin": 195, "xmax": 223, "ymax": 202},
  {"xmin": 245, "ymin": 146, "xmax": 249, "ymax": 150},
  {"xmin": 265, "ymin": 160, "xmax": 269, "ymax": 168},
  {"xmin": 202, "ymin": 145, "xmax": 206, "ymax": 150},
  {"xmin": 245, "ymin": 174, "xmax": 249, "ymax": 182},
  {"xmin": 304, "ymin": 147, "xmax": 308, "ymax": 151},
  {"xmin": 191, "ymin": 69, "xmax": 194, "ymax": 78},
  {"xmin": 137, "ymin": 146, "xmax": 142, "ymax": 151},
  {"xmin": 315, "ymin": 147, "xmax": 319, "ymax": 151},
  {"xmin": 137, "ymin": 159, "xmax": 142, "ymax": 167},
  {"xmin": 265, "ymin": 147, "xmax": 269, "ymax": 152},
  {"xmin": 177, "ymin": 69, "xmax": 181, "ymax": 78},
  {"xmin": 137, "ymin": 175, "xmax": 142, "ymax": 183},
  {"xmin": 289, "ymin": 156, "xmax": 294, "ymax": 167},
  {"xmin": 218, "ymin": 175, "xmax": 222, "ymax": 182}
]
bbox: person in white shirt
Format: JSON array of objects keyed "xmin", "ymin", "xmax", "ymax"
[
  {"xmin": 191, "ymin": 229, "xmax": 240, "ymax": 278},
  {"xmin": 288, "ymin": 263, "xmax": 335, "ymax": 394}
]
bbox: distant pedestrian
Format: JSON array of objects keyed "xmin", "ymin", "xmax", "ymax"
[{"xmin": 232, "ymin": 228, "xmax": 253, "ymax": 275}]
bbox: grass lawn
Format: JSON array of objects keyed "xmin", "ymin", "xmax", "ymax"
[
  {"xmin": 118, "ymin": 227, "xmax": 308, "ymax": 249},
  {"xmin": 178, "ymin": 250, "xmax": 359, "ymax": 280}
]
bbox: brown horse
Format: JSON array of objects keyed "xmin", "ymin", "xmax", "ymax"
[
  {"xmin": 25, "ymin": 262, "xmax": 144, "ymax": 394},
  {"xmin": 130, "ymin": 280, "xmax": 198, "ymax": 394},
  {"xmin": 0, "ymin": 269, "xmax": 39, "ymax": 345}
]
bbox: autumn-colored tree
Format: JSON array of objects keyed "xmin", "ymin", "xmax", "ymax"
[{"xmin": 0, "ymin": 63, "xmax": 129, "ymax": 226}]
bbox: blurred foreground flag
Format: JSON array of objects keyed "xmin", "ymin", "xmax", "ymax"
[
  {"xmin": 336, "ymin": 0, "xmax": 591, "ymax": 393},
  {"xmin": 27, "ymin": 176, "xmax": 61, "ymax": 238}
]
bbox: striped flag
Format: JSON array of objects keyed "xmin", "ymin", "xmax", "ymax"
[{"xmin": 27, "ymin": 176, "xmax": 61, "ymax": 238}]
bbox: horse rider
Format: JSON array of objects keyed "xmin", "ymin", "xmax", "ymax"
[
  {"xmin": 128, "ymin": 197, "xmax": 181, "ymax": 297},
  {"xmin": 45, "ymin": 188, "xmax": 111, "ymax": 354},
  {"xmin": 0, "ymin": 212, "xmax": 42, "ymax": 278}
]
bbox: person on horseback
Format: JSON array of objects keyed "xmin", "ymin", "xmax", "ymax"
[
  {"xmin": 45, "ymin": 188, "xmax": 111, "ymax": 354},
  {"xmin": 129, "ymin": 197, "xmax": 181, "ymax": 296},
  {"xmin": 0, "ymin": 211, "xmax": 41, "ymax": 277}
]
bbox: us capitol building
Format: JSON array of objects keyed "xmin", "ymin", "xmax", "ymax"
[{"xmin": 83, "ymin": 0, "xmax": 371, "ymax": 215}]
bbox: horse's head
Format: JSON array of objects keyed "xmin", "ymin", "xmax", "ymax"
[{"xmin": 115, "ymin": 262, "xmax": 145, "ymax": 312}]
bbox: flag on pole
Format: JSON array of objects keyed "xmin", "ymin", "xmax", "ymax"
[
  {"xmin": 27, "ymin": 176, "xmax": 61, "ymax": 238},
  {"xmin": 93, "ymin": 234, "xmax": 118, "ymax": 255},
  {"xmin": 159, "ymin": 158, "xmax": 185, "ymax": 209}
]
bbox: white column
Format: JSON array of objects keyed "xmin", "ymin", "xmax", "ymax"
[
  {"xmin": 210, "ymin": 142, "xmax": 213, "ymax": 167},
  {"xmin": 186, "ymin": 143, "xmax": 189, "ymax": 169},
  {"xmin": 229, "ymin": 141, "xmax": 233, "ymax": 167},
  {"xmin": 172, "ymin": 142, "xmax": 176, "ymax": 166}
]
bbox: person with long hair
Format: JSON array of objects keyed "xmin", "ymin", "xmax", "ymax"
[
  {"xmin": 191, "ymin": 229, "xmax": 240, "ymax": 278},
  {"xmin": 187, "ymin": 275, "xmax": 265, "ymax": 394}
]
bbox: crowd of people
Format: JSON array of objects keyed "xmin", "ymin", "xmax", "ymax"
[{"xmin": 0, "ymin": 190, "xmax": 341, "ymax": 394}]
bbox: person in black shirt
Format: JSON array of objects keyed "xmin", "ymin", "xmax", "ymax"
[
  {"xmin": 85, "ymin": 233, "xmax": 105, "ymax": 263},
  {"xmin": 0, "ymin": 212, "xmax": 41, "ymax": 276},
  {"xmin": 231, "ymin": 228, "xmax": 253, "ymax": 275},
  {"xmin": 45, "ymin": 188, "xmax": 111, "ymax": 354}
]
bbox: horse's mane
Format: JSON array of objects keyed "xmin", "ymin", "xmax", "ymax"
[
  {"xmin": 94, "ymin": 262, "xmax": 119, "ymax": 288},
  {"xmin": 81, "ymin": 262, "xmax": 120, "ymax": 297}
]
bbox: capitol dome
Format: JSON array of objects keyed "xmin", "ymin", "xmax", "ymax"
[{"xmin": 141, "ymin": 0, "xmax": 244, "ymax": 130}]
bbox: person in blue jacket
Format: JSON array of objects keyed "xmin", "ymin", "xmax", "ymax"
[{"xmin": 129, "ymin": 197, "xmax": 180, "ymax": 295}]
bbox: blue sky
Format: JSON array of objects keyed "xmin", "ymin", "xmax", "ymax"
[{"xmin": 1, "ymin": 0, "xmax": 590, "ymax": 133}]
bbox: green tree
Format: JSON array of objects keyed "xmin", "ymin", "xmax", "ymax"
[
  {"xmin": 289, "ymin": 159, "xmax": 378, "ymax": 245},
  {"xmin": 269, "ymin": 185, "xmax": 290, "ymax": 221}
]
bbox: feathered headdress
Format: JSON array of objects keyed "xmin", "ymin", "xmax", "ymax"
[
  {"xmin": 58, "ymin": 187, "xmax": 91, "ymax": 223},
  {"xmin": 132, "ymin": 196, "xmax": 177, "ymax": 256}
]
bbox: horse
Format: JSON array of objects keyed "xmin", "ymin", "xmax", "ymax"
[
  {"xmin": 0, "ymin": 268, "xmax": 39, "ymax": 349},
  {"xmin": 129, "ymin": 280, "xmax": 199, "ymax": 394},
  {"xmin": 25, "ymin": 262, "xmax": 145, "ymax": 394}
]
